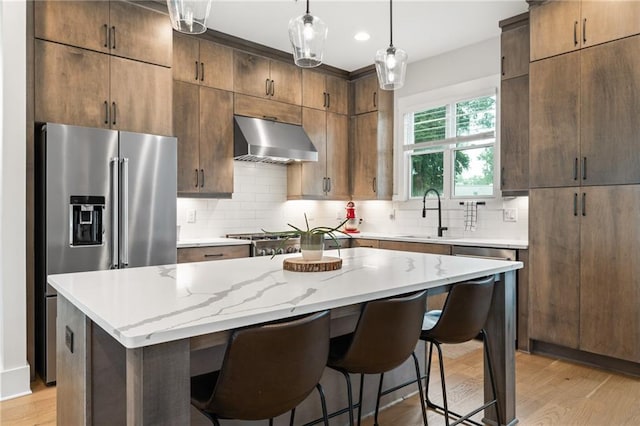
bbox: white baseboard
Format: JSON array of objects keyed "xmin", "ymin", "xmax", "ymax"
[{"xmin": 0, "ymin": 364, "xmax": 32, "ymax": 401}]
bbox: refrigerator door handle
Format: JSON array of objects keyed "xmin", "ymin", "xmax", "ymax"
[
  {"xmin": 121, "ymin": 158, "xmax": 129, "ymax": 267},
  {"xmin": 110, "ymin": 157, "xmax": 119, "ymax": 269}
]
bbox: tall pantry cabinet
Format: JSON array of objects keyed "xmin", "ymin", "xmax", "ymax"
[{"xmin": 529, "ymin": 0, "xmax": 640, "ymax": 364}]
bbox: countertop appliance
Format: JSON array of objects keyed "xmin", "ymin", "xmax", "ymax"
[
  {"xmin": 226, "ymin": 232, "xmax": 301, "ymax": 257},
  {"xmin": 35, "ymin": 123, "xmax": 177, "ymax": 384}
]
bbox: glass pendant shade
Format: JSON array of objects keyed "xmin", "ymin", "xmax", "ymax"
[
  {"xmin": 167, "ymin": 0, "xmax": 212, "ymax": 34},
  {"xmin": 288, "ymin": 5, "xmax": 328, "ymax": 68},
  {"xmin": 375, "ymin": 45, "xmax": 408, "ymax": 90}
]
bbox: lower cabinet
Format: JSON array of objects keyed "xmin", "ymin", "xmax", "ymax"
[
  {"xmin": 177, "ymin": 245, "xmax": 251, "ymax": 263},
  {"xmin": 530, "ymin": 185, "xmax": 640, "ymax": 362},
  {"xmin": 350, "ymin": 239, "xmax": 380, "ymax": 248}
]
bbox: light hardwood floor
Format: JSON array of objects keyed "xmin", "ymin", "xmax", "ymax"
[{"xmin": 3, "ymin": 342, "xmax": 640, "ymax": 425}]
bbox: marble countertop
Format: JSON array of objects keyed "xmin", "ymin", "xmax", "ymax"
[
  {"xmin": 48, "ymin": 248, "xmax": 522, "ymax": 349},
  {"xmin": 177, "ymin": 237, "xmax": 251, "ymax": 248}
]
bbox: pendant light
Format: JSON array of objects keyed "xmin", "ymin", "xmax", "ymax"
[
  {"xmin": 375, "ymin": 0, "xmax": 408, "ymax": 90},
  {"xmin": 167, "ymin": 0, "xmax": 212, "ymax": 35},
  {"xmin": 288, "ymin": 0, "xmax": 328, "ymax": 68}
]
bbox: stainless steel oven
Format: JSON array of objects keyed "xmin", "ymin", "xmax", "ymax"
[{"xmin": 226, "ymin": 233, "xmax": 301, "ymax": 257}]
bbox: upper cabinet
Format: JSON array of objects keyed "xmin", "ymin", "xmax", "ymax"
[
  {"xmin": 530, "ymin": 0, "xmax": 640, "ymax": 61},
  {"xmin": 353, "ymin": 74, "xmax": 380, "ymax": 115},
  {"xmin": 173, "ymin": 33, "xmax": 233, "ymax": 91},
  {"xmin": 233, "ymin": 51, "xmax": 301, "ymax": 105},
  {"xmin": 499, "ymin": 13, "xmax": 529, "ymax": 194},
  {"xmin": 301, "ymin": 70, "xmax": 348, "ymax": 115},
  {"xmin": 34, "ymin": 0, "xmax": 172, "ymax": 67}
]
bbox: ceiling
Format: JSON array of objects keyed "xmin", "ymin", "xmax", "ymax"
[{"xmin": 204, "ymin": 1, "xmax": 529, "ymax": 72}]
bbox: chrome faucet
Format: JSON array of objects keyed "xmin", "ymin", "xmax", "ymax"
[{"xmin": 422, "ymin": 188, "xmax": 448, "ymax": 237}]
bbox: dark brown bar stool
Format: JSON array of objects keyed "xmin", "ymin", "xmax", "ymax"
[
  {"xmin": 327, "ymin": 290, "xmax": 429, "ymax": 426},
  {"xmin": 421, "ymin": 275, "xmax": 501, "ymax": 426},
  {"xmin": 190, "ymin": 310, "xmax": 331, "ymax": 426}
]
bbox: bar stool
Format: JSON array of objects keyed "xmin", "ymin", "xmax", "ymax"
[
  {"xmin": 190, "ymin": 310, "xmax": 331, "ymax": 426},
  {"xmin": 327, "ymin": 290, "xmax": 429, "ymax": 426}
]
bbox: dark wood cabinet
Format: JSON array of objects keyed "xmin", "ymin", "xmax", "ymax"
[
  {"xmin": 287, "ymin": 109, "xmax": 348, "ymax": 199},
  {"xmin": 500, "ymin": 14, "xmax": 529, "ymax": 80},
  {"xmin": 173, "ymin": 33, "xmax": 233, "ymax": 91},
  {"xmin": 353, "ymin": 74, "xmax": 380, "ymax": 115},
  {"xmin": 302, "ymin": 69, "xmax": 348, "ymax": 115},
  {"xmin": 234, "ymin": 94, "xmax": 301, "ymax": 125},
  {"xmin": 233, "ymin": 51, "xmax": 301, "ymax": 105},
  {"xmin": 34, "ymin": 0, "xmax": 171, "ymax": 67},
  {"xmin": 177, "ymin": 245, "xmax": 250, "ymax": 263},
  {"xmin": 174, "ymin": 82, "xmax": 233, "ymax": 196}
]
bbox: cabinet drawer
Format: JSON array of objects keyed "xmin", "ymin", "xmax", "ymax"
[
  {"xmin": 350, "ymin": 239, "xmax": 379, "ymax": 248},
  {"xmin": 234, "ymin": 94, "xmax": 302, "ymax": 125},
  {"xmin": 378, "ymin": 240, "xmax": 451, "ymax": 255},
  {"xmin": 177, "ymin": 245, "xmax": 250, "ymax": 263}
]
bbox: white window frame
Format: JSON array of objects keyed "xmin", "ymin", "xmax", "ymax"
[{"xmin": 393, "ymin": 75, "xmax": 500, "ymax": 202}]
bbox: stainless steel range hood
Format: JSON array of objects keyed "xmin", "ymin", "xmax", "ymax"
[{"xmin": 233, "ymin": 115, "xmax": 318, "ymax": 164}]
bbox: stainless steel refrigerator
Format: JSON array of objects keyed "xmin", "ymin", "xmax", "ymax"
[{"xmin": 35, "ymin": 123, "xmax": 177, "ymax": 384}]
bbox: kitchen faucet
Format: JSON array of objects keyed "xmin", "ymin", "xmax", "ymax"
[{"xmin": 422, "ymin": 188, "xmax": 448, "ymax": 237}]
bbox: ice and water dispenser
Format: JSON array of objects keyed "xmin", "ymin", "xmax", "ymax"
[{"xmin": 69, "ymin": 196, "xmax": 105, "ymax": 246}]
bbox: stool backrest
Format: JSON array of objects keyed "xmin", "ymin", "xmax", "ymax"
[
  {"xmin": 204, "ymin": 310, "xmax": 330, "ymax": 420},
  {"xmin": 340, "ymin": 290, "xmax": 427, "ymax": 374},
  {"xmin": 428, "ymin": 275, "xmax": 495, "ymax": 344}
]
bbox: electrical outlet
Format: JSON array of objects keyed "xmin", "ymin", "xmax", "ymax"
[
  {"xmin": 503, "ymin": 208, "xmax": 517, "ymax": 222},
  {"xmin": 187, "ymin": 209, "xmax": 196, "ymax": 223}
]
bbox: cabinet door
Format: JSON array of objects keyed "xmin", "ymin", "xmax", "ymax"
[
  {"xmin": 581, "ymin": 36, "xmax": 640, "ymax": 186},
  {"xmin": 110, "ymin": 56, "xmax": 172, "ymax": 136},
  {"xmin": 233, "ymin": 52, "xmax": 271, "ymax": 98},
  {"xmin": 199, "ymin": 88, "xmax": 234, "ymax": 195},
  {"xmin": 34, "ymin": 0, "xmax": 110, "ymax": 54},
  {"xmin": 199, "ymin": 41, "xmax": 233, "ymax": 91},
  {"xmin": 269, "ymin": 60, "xmax": 302, "ymax": 105},
  {"xmin": 581, "ymin": 0, "xmax": 640, "ymax": 48},
  {"xmin": 173, "ymin": 33, "xmax": 200, "ymax": 84},
  {"xmin": 501, "ymin": 23, "xmax": 529, "ymax": 80},
  {"xmin": 34, "ymin": 40, "xmax": 110, "ymax": 128},
  {"xmin": 174, "ymin": 82, "xmax": 200, "ymax": 194},
  {"xmin": 378, "ymin": 240, "xmax": 451, "ymax": 255},
  {"xmin": 529, "ymin": 187, "xmax": 580, "ymax": 349},
  {"xmin": 300, "ymin": 108, "xmax": 327, "ymax": 196},
  {"xmin": 529, "ymin": 52, "xmax": 580, "ymax": 188},
  {"xmin": 177, "ymin": 245, "xmax": 250, "ymax": 263},
  {"xmin": 530, "ymin": 0, "xmax": 581, "ymax": 61},
  {"xmin": 326, "ymin": 76, "xmax": 348, "ymax": 115},
  {"xmin": 326, "ymin": 113, "xmax": 349, "ymax": 199},
  {"xmin": 302, "ymin": 70, "xmax": 326, "ymax": 110},
  {"xmin": 580, "ymin": 185, "xmax": 640, "ymax": 362},
  {"xmin": 234, "ymin": 94, "xmax": 302, "ymax": 125},
  {"xmin": 354, "ymin": 74, "xmax": 379, "ymax": 115},
  {"xmin": 500, "ymin": 75, "xmax": 529, "ymax": 192},
  {"xmin": 351, "ymin": 112, "xmax": 378, "ymax": 198}
]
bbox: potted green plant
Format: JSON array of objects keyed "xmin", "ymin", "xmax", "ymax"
[{"xmin": 264, "ymin": 214, "xmax": 350, "ymax": 261}]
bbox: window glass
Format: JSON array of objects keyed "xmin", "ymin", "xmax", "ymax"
[
  {"xmin": 410, "ymin": 151, "xmax": 443, "ymax": 198},
  {"xmin": 456, "ymin": 96, "xmax": 496, "ymax": 137},
  {"xmin": 453, "ymin": 146, "xmax": 494, "ymax": 197},
  {"xmin": 412, "ymin": 106, "xmax": 447, "ymax": 144}
]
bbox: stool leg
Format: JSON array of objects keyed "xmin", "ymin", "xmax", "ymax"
[
  {"xmin": 411, "ymin": 352, "xmax": 429, "ymax": 426},
  {"xmin": 338, "ymin": 370, "xmax": 356, "ymax": 426},
  {"xmin": 482, "ymin": 330, "xmax": 503, "ymax": 426},
  {"xmin": 269, "ymin": 418, "xmax": 274, "ymax": 426},
  {"xmin": 374, "ymin": 373, "xmax": 384, "ymax": 426},
  {"xmin": 358, "ymin": 373, "xmax": 365, "ymax": 426},
  {"xmin": 425, "ymin": 341, "xmax": 436, "ymax": 409},
  {"xmin": 316, "ymin": 383, "xmax": 330, "ymax": 426},
  {"xmin": 290, "ymin": 408, "xmax": 296, "ymax": 426},
  {"xmin": 434, "ymin": 342, "xmax": 450, "ymax": 426}
]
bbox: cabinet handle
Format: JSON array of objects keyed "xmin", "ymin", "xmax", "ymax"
[
  {"xmin": 582, "ymin": 192, "xmax": 586, "ymax": 216},
  {"xmin": 582, "ymin": 157, "xmax": 587, "ymax": 180},
  {"xmin": 322, "ymin": 177, "xmax": 327, "ymax": 193},
  {"xmin": 573, "ymin": 193, "xmax": 578, "ymax": 216},
  {"xmin": 195, "ymin": 61, "xmax": 199, "ymax": 81},
  {"xmin": 111, "ymin": 26, "xmax": 116, "ymax": 49},
  {"xmin": 574, "ymin": 21, "xmax": 578, "ymax": 46},
  {"xmin": 327, "ymin": 177, "xmax": 332, "ymax": 193},
  {"xmin": 204, "ymin": 253, "xmax": 224, "ymax": 258},
  {"xmin": 327, "ymin": 93, "xmax": 331, "ymax": 108},
  {"xmin": 501, "ymin": 56, "xmax": 505, "ymax": 76},
  {"xmin": 323, "ymin": 92, "xmax": 327, "ymax": 108},
  {"xmin": 265, "ymin": 78, "xmax": 270, "ymax": 96},
  {"xmin": 112, "ymin": 102, "xmax": 117, "ymax": 125},
  {"xmin": 103, "ymin": 24, "xmax": 109, "ymax": 48},
  {"xmin": 200, "ymin": 169, "xmax": 204, "ymax": 188},
  {"xmin": 373, "ymin": 91, "xmax": 377, "ymax": 108},
  {"xmin": 262, "ymin": 115, "xmax": 278, "ymax": 121},
  {"xmin": 583, "ymin": 18, "xmax": 587, "ymax": 44},
  {"xmin": 372, "ymin": 177, "xmax": 377, "ymax": 193},
  {"xmin": 201, "ymin": 62, "xmax": 204, "ymax": 82},
  {"xmin": 104, "ymin": 101, "xmax": 109, "ymax": 124},
  {"xmin": 573, "ymin": 158, "xmax": 578, "ymax": 180},
  {"xmin": 501, "ymin": 166, "xmax": 505, "ymax": 187},
  {"xmin": 194, "ymin": 169, "xmax": 199, "ymax": 188},
  {"xmin": 270, "ymin": 79, "xmax": 275, "ymax": 96}
]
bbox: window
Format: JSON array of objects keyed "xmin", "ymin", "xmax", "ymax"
[{"xmin": 402, "ymin": 91, "xmax": 497, "ymax": 199}]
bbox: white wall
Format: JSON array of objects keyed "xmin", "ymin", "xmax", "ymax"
[{"xmin": 0, "ymin": 0, "xmax": 31, "ymax": 401}]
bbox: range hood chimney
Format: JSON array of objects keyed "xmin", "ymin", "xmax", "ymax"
[{"xmin": 233, "ymin": 115, "xmax": 318, "ymax": 164}]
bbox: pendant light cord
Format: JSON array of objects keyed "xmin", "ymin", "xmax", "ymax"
[
  {"xmin": 389, "ymin": 0, "xmax": 394, "ymax": 47},
  {"xmin": 306, "ymin": 0, "xmax": 310, "ymax": 14}
]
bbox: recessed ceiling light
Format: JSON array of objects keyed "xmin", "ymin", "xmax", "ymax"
[{"xmin": 354, "ymin": 31, "xmax": 370, "ymax": 41}]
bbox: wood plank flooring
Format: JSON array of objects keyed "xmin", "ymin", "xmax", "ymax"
[{"xmin": 3, "ymin": 342, "xmax": 640, "ymax": 425}]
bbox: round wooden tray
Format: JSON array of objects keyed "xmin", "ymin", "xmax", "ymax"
[{"xmin": 283, "ymin": 256, "xmax": 342, "ymax": 272}]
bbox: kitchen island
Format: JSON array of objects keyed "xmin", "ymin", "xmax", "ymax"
[{"xmin": 49, "ymin": 248, "xmax": 522, "ymax": 425}]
